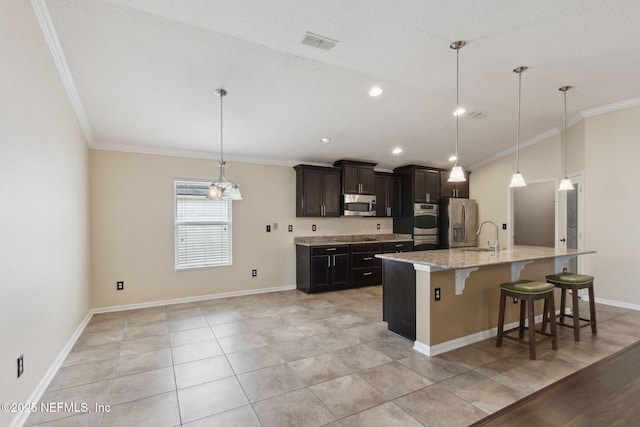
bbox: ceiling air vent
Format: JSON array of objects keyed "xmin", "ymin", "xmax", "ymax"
[
  {"xmin": 466, "ymin": 110, "xmax": 485, "ymax": 119},
  {"xmin": 301, "ymin": 32, "xmax": 339, "ymax": 51}
]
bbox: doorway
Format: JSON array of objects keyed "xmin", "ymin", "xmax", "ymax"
[
  {"xmin": 511, "ymin": 180, "xmax": 557, "ymax": 247},
  {"xmin": 561, "ymin": 173, "xmax": 584, "ymax": 273}
]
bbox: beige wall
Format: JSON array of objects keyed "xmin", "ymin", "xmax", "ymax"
[
  {"xmin": 90, "ymin": 150, "xmax": 392, "ymax": 308},
  {"xmin": 472, "ymin": 106, "xmax": 640, "ymax": 307},
  {"xmin": 471, "ymin": 121, "xmax": 585, "ymax": 247},
  {"xmin": 584, "ymin": 105, "xmax": 640, "ymax": 305},
  {"xmin": 0, "ymin": 2, "xmax": 91, "ymax": 425}
]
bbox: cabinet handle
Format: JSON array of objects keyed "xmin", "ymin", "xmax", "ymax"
[
  {"xmin": 332, "ymin": 255, "xmax": 336, "ymax": 266},
  {"xmin": 363, "ymin": 257, "xmax": 373, "ymax": 261},
  {"xmin": 395, "ymin": 244, "xmax": 403, "ymax": 247},
  {"xmin": 387, "ymin": 206, "xmax": 391, "ymax": 216},
  {"xmin": 326, "ymin": 248, "xmax": 337, "ymax": 251},
  {"xmin": 327, "ymin": 257, "xmax": 330, "ymax": 267},
  {"xmin": 363, "ymin": 272, "xmax": 373, "ymax": 276}
]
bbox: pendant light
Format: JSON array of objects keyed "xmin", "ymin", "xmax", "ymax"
[
  {"xmin": 509, "ymin": 66, "xmax": 528, "ymax": 188},
  {"xmin": 448, "ymin": 40, "xmax": 467, "ymax": 183},
  {"xmin": 207, "ymin": 88, "xmax": 243, "ymax": 201},
  {"xmin": 558, "ymin": 85, "xmax": 574, "ymax": 192}
]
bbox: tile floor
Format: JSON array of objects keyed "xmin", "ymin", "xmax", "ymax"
[{"xmin": 24, "ymin": 286, "xmax": 640, "ymax": 427}]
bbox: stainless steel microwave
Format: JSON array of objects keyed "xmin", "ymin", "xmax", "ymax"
[{"xmin": 343, "ymin": 194, "xmax": 376, "ymax": 216}]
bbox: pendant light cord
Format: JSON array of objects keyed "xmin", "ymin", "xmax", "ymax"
[
  {"xmin": 516, "ymin": 71, "xmax": 521, "ymax": 173},
  {"xmin": 563, "ymin": 89, "xmax": 567, "ymax": 178},
  {"xmin": 455, "ymin": 46, "xmax": 460, "ymax": 166},
  {"xmin": 219, "ymin": 91, "xmax": 224, "ymax": 164}
]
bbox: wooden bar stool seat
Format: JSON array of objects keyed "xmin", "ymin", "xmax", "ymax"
[
  {"xmin": 545, "ymin": 273, "xmax": 596, "ymax": 341},
  {"xmin": 497, "ymin": 280, "xmax": 558, "ymax": 360}
]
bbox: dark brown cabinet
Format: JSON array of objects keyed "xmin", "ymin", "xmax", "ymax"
[
  {"xmin": 296, "ymin": 245, "xmax": 350, "ymax": 293},
  {"xmin": 374, "ymin": 173, "xmax": 402, "ymax": 217},
  {"xmin": 413, "ymin": 168, "xmax": 441, "ymax": 203},
  {"xmin": 383, "ymin": 241, "xmax": 414, "ymax": 253},
  {"xmin": 294, "ymin": 165, "xmax": 341, "ymax": 217},
  {"xmin": 350, "ymin": 243, "xmax": 382, "ymax": 287},
  {"xmin": 334, "ymin": 160, "xmax": 376, "ymax": 195},
  {"xmin": 440, "ymin": 170, "xmax": 469, "ymax": 198}
]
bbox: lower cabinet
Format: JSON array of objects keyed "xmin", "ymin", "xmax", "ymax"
[
  {"xmin": 350, "ymin": 243, "xmax": 383, "ymax": 287},
  {"xmin": 296, "ymin": 241, "xmax": 413, "ymax": 293},
  {"xmin": 296, "ymin": 245, "xmax": 350, "ymax": 293}
]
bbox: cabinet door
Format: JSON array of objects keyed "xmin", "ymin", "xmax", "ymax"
[
  {"xmin": 456, "ymin": 179, "xmax": 470, "ymax": 198},
  {"xmin": 331, "ymin": 253, "xmax": 350, "ymax": 288},
  {"xmin": 388, "ymin": 175, "xmax": 402, "ymax": 216},
  {"xmin": 342, "ymin": 164, "xmax": 360, "ymax": 194},
  {"xmin": 414, "ymin": 169, "xmax": 428, "ymax": 202},
  {"xmin": 374, "ymin": 175, "xmax": 388, "ymax": 217},
  {"xmin": 425, "ymin": 169, "xmax": 441, "ymax": 202},
  {"xmin": 322, "ymin": 170, "xmax": 341, "ymax": 216},
  {"xmin": 440, "ymin": 170, "xmax": 456, "ymax": 198},
  {"xmin": 359, "ymin": 166, "xmax": 375, "ymax": 194},
  {"xmin": 310, "ymin": 255, "xmax": 331, "ymax": 291},
  {"xmin": 302, "ymin": 168, "xmax": 323, "ymax": 216}
]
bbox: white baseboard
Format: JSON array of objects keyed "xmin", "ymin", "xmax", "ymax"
[
  {"xmin": 594, "ymin": 297, "xmax": 640, "ymax": 311},
  {"xmin": 9, "ymin": 311, "xmax": 93, "ymax": 427},
  {"xmin": 413, "ymin": 314, "xmax": 546, "ymax": 357},
  {"xmin": 92, "ymin": 284, "xmax": 297, "ymax": 314},
  {"xmin": 10, "ymin": 284, "xmax": 296, "ymax": 427}
]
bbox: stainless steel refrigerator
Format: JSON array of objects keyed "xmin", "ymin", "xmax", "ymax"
[{"xmin": 439, "ymin": 198, "xmax": 478, "ymax": 248}]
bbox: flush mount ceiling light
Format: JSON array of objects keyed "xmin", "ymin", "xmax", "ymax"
[
  {"xmin": 509, "ymin": 66, "xmax": 528, "ymax": 188},
  {"xmin": 448, "ymin": 155, "xmax": 457, "ymax": 162},
  {"xmin": 448, "ymin": 40, "xmax": 467, "ymax": 183},
  {"xmin": 207, "ymin": 88, "xmax": 242, "ymax": 201},
  {"xmin": 320, "ymin": 137, "xmax": 331, "ymax": 144},
  {"xmin": 558, "ymin": 85, "xmax": 575, "ymax": 192},
  {"xmin": 392, "ymin": 147, "xmax": 402, "ymax": 155},
  {"xmin": 369, "ymin": 87, "xmax": 383, "ymax": 97}
]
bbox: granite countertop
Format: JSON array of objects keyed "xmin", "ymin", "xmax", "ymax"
[
  {"xmin": 376, "ymin": 245, "xmax": 596, "ymax": 270},
  {"xmin": 295, "ymin": 233, "xmax": 413, "ymax": 246}
]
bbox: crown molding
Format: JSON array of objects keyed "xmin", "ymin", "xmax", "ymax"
[
  {"xmin": 31, "ymin": 0, "xmax": 94, "ymax": 143},
  {"xmin": 581, "ymin": 97, "xmax": 640, "ymax": 118}
]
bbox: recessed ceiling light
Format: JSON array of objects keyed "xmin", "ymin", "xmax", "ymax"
[
  {"xmin": 369, "ymin": 87, "xmax": 383, "ymax": 97},
  {"xmin": 453, "ymin": 107, "xmax": 466, "ymax": 116},
  {"xmin": 448, "ymin": 155, "xmax": 457, "ymax": 162},
  {"xmin": 321, "ymin": 138, "xmax": 331, "ymax": 144},
  {"xmin": 392, "ymin": 147, "xmax": 402, "ymax": 155}
]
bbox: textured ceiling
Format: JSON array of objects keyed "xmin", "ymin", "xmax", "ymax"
[{"xmin": 37, "ymin": 0, "xmax": 640, "ymax": 170}]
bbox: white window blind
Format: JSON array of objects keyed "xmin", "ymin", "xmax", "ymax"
[{"xmin": 175, "ymin": 180, "xmax": 232, "ymax": 269}]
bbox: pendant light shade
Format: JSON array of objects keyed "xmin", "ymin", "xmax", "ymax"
[
  {"xmin": 558, "ymin": 85, "xmax": 574, "ymax": 192},
  {"xmin": 509, "ymin": 66, "xmax": 528, "ymax": 188},
  {"xmin": 448, "ymin": 40, "xmax": 467, "ymax": 183},
  {"xmin": 207, "ymin": 88, "xmax": 243, "ymax": 201}
]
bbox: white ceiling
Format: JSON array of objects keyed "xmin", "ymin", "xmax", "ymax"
[{"xmin": 36, "ymin": 0, "xmax": 640, "ymax": 171}]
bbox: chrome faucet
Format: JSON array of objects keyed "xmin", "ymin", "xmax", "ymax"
[{"xmin": 476, "ymin": 220, "xmax": 500, "ymax": 254}]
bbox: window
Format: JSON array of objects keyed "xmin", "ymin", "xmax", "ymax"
[{"xmin": 175, "ymin": 180, "xmax": 232, "ymax": 269}]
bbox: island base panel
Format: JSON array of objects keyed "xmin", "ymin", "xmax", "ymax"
[{"xmin": 383, "ymin": 260, "xmax": 416, "ymax": 340}]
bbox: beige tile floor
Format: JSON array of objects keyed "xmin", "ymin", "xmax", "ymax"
[{"xmin": 24, "ymin": 286, "xmax": 640, "ymax": 427}]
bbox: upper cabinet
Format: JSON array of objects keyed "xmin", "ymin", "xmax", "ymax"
[
  {"xmin": 333, "ymin": 160, "xmax": 376, "ymax": 195},
  {"xmin": 440, "ymin": 170, "xmax": 470, "ymax": 198},
  {"xmin": 374, "ymin": 172, "xmax": 402, "ymax": 217},
  {"xmin": 394, "ymin": 165, "xmax": 441, "ymax": 203},
  {"xmin": 294, "ymin": 165, "xmax": 341, "ymax": 217}
]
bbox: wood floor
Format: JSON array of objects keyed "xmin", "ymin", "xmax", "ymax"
[{"xmin": 472, "ymin": 340, "xmax": 640, "ymax": 426}]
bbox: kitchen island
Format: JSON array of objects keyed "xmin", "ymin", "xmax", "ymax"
[{"xmin": 376, "ymin": 246, "xmax": 596, "ymax": 356}]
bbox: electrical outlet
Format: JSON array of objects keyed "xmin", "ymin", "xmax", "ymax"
[
  {"xmin": 502, "ymin": 223, "xmax": 507, "ymax": 230},
  {"xmin": 312, "ymin": 225, "xmax": 316, "ymax": 231},
  {"xmin": 434, "ymin": 288, "xmax": 441, "ymax": 301},
  {"xmin": 513, "ymin": 297, "xmax": 518, "ymax": 304},
  {"xmin": 266, "ymin": 225, "xmax": 271, "ymax": 232},
  {"xmin": 17, "ymin": 354, "xmax": 24, "ymax": 378},
  {"xmin": 288, "ymin": 225, "xmax": 293, "ymax": 232},
  {"xmin": 251, "ymin": 269, "xmax": 257, "ymax": 277},
  {"xmin": 376, "ymin": 224, "xmax": 380, "ymax": 230},
  {"xmin": 116, "ymin": 281, "xmax": 124, "ymax": 291}
]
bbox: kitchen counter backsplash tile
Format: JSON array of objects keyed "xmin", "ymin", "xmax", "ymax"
[{"xmin": 295, "ymin": 234, "xmax": 412, "ymax": 246}]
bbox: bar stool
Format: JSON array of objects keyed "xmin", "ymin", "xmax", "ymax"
[
  {"xmin": 544, "ymin": 273, "xmax": 596, "ymax": 341},
  {"xmin": 497, "ymin": 280, "xmax": 558, "ymax": 360}
]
